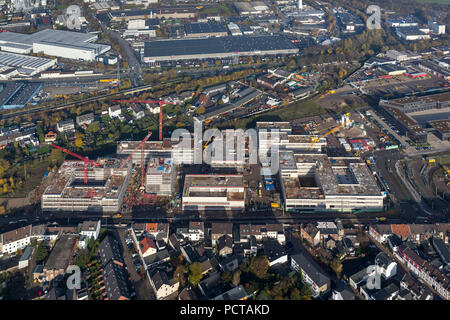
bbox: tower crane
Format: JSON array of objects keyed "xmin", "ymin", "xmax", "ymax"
[
  {"xmin": 118, "ymin": 131, "xmax": 152, "ymax": 188},
  {"xmin": 308, "ymin": 124, "xmax": 343, "ymax": 151},
  {"xmin": 51, "ymin": 144, "xmax": 100, "ymax": 185},
  {"xmin": 113, "ymin": 99, "xmax": 175, "ymax": 141}
]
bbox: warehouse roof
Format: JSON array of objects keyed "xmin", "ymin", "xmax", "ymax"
[
  {"xmin": 185, "ymin": 23, "xmax": 227, "ymax": 35},
  {"xmin": 144, "ymin": 35, "xmax": 297, "ymax": 58}
]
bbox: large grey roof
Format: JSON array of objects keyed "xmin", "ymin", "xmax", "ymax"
[
  {"xmin": 144, "ymin": 35, "xmax": 297, "ymax": 58},
  {"xmin": 291, "ymin": 251, "xmax": 330, "ymax": 287}
]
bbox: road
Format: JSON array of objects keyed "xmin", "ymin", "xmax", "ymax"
[{"xmin": 96, "ymin": 16, "xmax": 142, "ymax": 87}]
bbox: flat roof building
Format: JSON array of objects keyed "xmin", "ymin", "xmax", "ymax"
[
  {"xmin": 143, "ymin": 35, "xmax": 298, "ymax": 62},
  {"xmin": 182, "ymin": 174, "xmax": 245, "ymax": 211},
  {"xmin": 428, "ymin": 119, "xmax": 450, "ymax": 141},
  {"xmin": 41, "ymin": 158, "xmax": 131, "ymax": 213},
  {"xmin": 0, "ymin": 29, "xmax": 110, "ymax": 61},
  {"xmin": 279, "ymin": 151, "xmax": 385, "ymax": 212},
  {"xmin": 185, "ymin": 23, "xmax": 228, "ymax": 38}
]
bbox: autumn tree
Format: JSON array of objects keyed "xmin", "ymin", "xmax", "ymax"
[
  {"xmin": 249, "ymin": 256, "xmax": 269, "ymax": 279},
  {"xmin": 232, "ymin": 270, "xmax": 241, "ymax": 287},
  {"xmin": 188, "ymin": 262, "xmax": 203, "ymax": 286},
  {"xmin": 174, "ymin": 265, "xmax": 187, "ymax": 287}
]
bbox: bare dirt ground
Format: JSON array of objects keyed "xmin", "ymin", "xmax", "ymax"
[{"xmin": 317, "ymin": 94, "xmax": 366, "ymax": 110}]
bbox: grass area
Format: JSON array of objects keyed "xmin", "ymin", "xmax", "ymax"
[
  {"xmin": 4, "ymin": 160, "xmax": 50, "ymax": 198},
  {"xmin": 218, "ymin": 98, "xmax": 322, "ymax": 129}
]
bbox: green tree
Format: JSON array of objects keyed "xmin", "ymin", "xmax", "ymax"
[
  {"xmin": 196, "ymin": 106, "xmax": 206, "ymax": 115},
  {"xmin": 0, "ymin": 159, "xmax": 10, "ymax": 176},
  {"xmin": 35, "ymin": 242, "xmax": 49, "ymax": 263},
  {"xmin": 188, "ymin": 262, "xmax": 203, "ymax": 286},
  {"xmin": 221, "ymin": 271, "xmax": 232, "ymax": 284},
  {"xmin": 331, "ymin": 258, "xmax": 343, "ymax": 279}
]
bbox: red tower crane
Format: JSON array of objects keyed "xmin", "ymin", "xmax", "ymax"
[
  {"xmin": 118, "ymin": 131, "xmax": 152, "ymax": 187},
  {"xmin": 113, "ymin": 99, "xmax": 175, "ymax": 141},
  {"xmin": 51, "ymin": 144, "xmax": 100, "ymax": 185}
]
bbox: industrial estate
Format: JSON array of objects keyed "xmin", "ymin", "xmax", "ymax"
[{"xmin": 0, "ymin": 0, "xmax": 449, "ymax": 305}]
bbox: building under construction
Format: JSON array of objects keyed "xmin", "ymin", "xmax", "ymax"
[
  {"xmin": 279, "ymin": 151, "xmax": 385, "ymax": 212},
  {"xmin": 41, "ymin": 158, "xmax": 132, "ymax": 213},
  {"xmin": 182, "ymin": 174, "xmax": 245, "ymax": 211},
  {"xmin": 117, "ymin": 138, "xmax": 194, "ymax": 165},
  {"xmin": 145, "ymin": 157, "xmax": 175, "ymax": 195}
]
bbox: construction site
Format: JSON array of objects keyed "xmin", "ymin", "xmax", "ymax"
[
  {"xmin": 279, "ymin": 151, "xmax": 385, "ymax": 212},
  {"xmin": 39, "ymin": 110, "xmax": 388, "ymax": 215},
  {"xmin": 41, "ymin": 158, "xmax": 132, "ymax": 213}
]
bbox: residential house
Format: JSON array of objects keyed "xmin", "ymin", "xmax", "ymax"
[
  {"xmin": 79, "ymin": 220, "xmax": 101, "ymax": 240},
  {"xmin": 0, "ymin": 225, "xmax": 32, "ymax": 254},
  {"xmin": 397, "ymin": 244, "xmax": 450, "ymax": 300},
  {"xmin": 130, "ymin": 104, "xmax": 145, "ymax": 120},
  {"xmin": 211, "ymin": 223, "xmax": 233, "ymax": 244},
  {"xmin": 375, "ymin": 252, "xmax": 397, "ymax": 280},
  {"xmin": 432, "ymin": 236, "xmax": 450, "ymax": 265},
  {"xmin": 331, "ymin": 282, "xmax": 355, "ymax": 300},
  {"xmin": 78, "ymin": 220, "xmax": 101, "ymax": 248},
  {"xmin": 56, "ymin": 119, "xmax": 75, "ymax": 133},
  {"xmin": 44, "ymin": 131, "xmax": 57, "ymax": 142},
  {"xmin": 213, "ymin": 285, "xmax": 249, "ymax": 300},
  {"xmin": 198, "ymin": 271, "xmax": 221, "ymax": 299},
  {"xmin": 178, "ymin": 286, "xmax": 198, "ymax": 300},
  {"xmin": 240, "ymin": 224, "xmax": 266, "ymax": 242},
  {"xmin": 181, "ymin": 244, "xmax": 200, "ymax": 264},
  {"xmin": 188, "ymin": 221, "xmax": 205, "ymax": 242},
  {"xmin": 399, "ymin": 273, "xmax": 433, "ymax": 300},
  {"xmin": 102, "ymin": 260, "xmax": 130, "ymax": 300},
  {"xmin": 301, "ymin": 224, "xmax": 321, "ymax": 247},
  {"xmin": 99, "ymin": 235, "xmax": 124, "ymax": 267},
  {"xmin": 217, "ymin": 235, "xmax": 233, "ymax": 257},
  {"xmin": 143, "ymin": 249, "xmax": 171, "ymax": 269},
  {"xmin": 76, "ymin": 113, "xmax": 95, "ymax": 127},
  {"xmin": 316, "ymin": 222, "xmax": 339, "ymax": 242},
  {"xmin": 360, "ymin": 282, "xmax": 399, "ymax": 300},
  {"xmin": 108, "ymin": 105, "xmax": 122, "ymax": 118},
  {"xmin": 291, "ymin": 251, "xmax": 331, "ymax": 297},
  {"xmin": 18, "ymin": 246, "xmax": 34, "ymax": 269},
  {"xmin": 199, "ymin": 258, "xmax": 214, "ymax": 276},
  {"xmin": 369, "ymin": 225, "xmax": 392, "ymax": 243},
  {"xmin": 150, "ymin": 270, "xmax": 180, "ymax": 300},
  {"xmin": 263, "ymin": 238, "xmax": 287, "ymax": 266},
  {"xmin": 140, "ymin": 237, "xmax": 157, "ymax": 258},
  {"xmin": 266, "ymin": 224, "xmax": 286, "ymax": 245}
]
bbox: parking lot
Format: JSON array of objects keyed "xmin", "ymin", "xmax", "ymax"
[{"xmin": 115, "ymin": 228, "xmax": 155, "ymax": 300}]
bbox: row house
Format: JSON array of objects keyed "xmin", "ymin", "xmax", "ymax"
[
  {"xmin": 211, "ymin": 223, "xmax": 233, "ymax": 244},
  {"xmin": 0, "ymin": 225, "xmax": 32, "ymax": 254},
  {"xmin": 239, "ymin": 224, "xmax": 286, "ymax": 244},
  {"xmin": 300, "ymin": 224, "xmax": 321, "ymax": 247},
  {"xmin": 188, "ymin": 221, "xmax": 205, "ymax": 242},
  {"xmin": 398, "ymin": 245, "xmax": 449, "ymax": 300}
]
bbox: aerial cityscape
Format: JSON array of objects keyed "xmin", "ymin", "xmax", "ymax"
[{"xmin": 0, "ymin": 0, "xmax": 449, "ymax": 305}]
